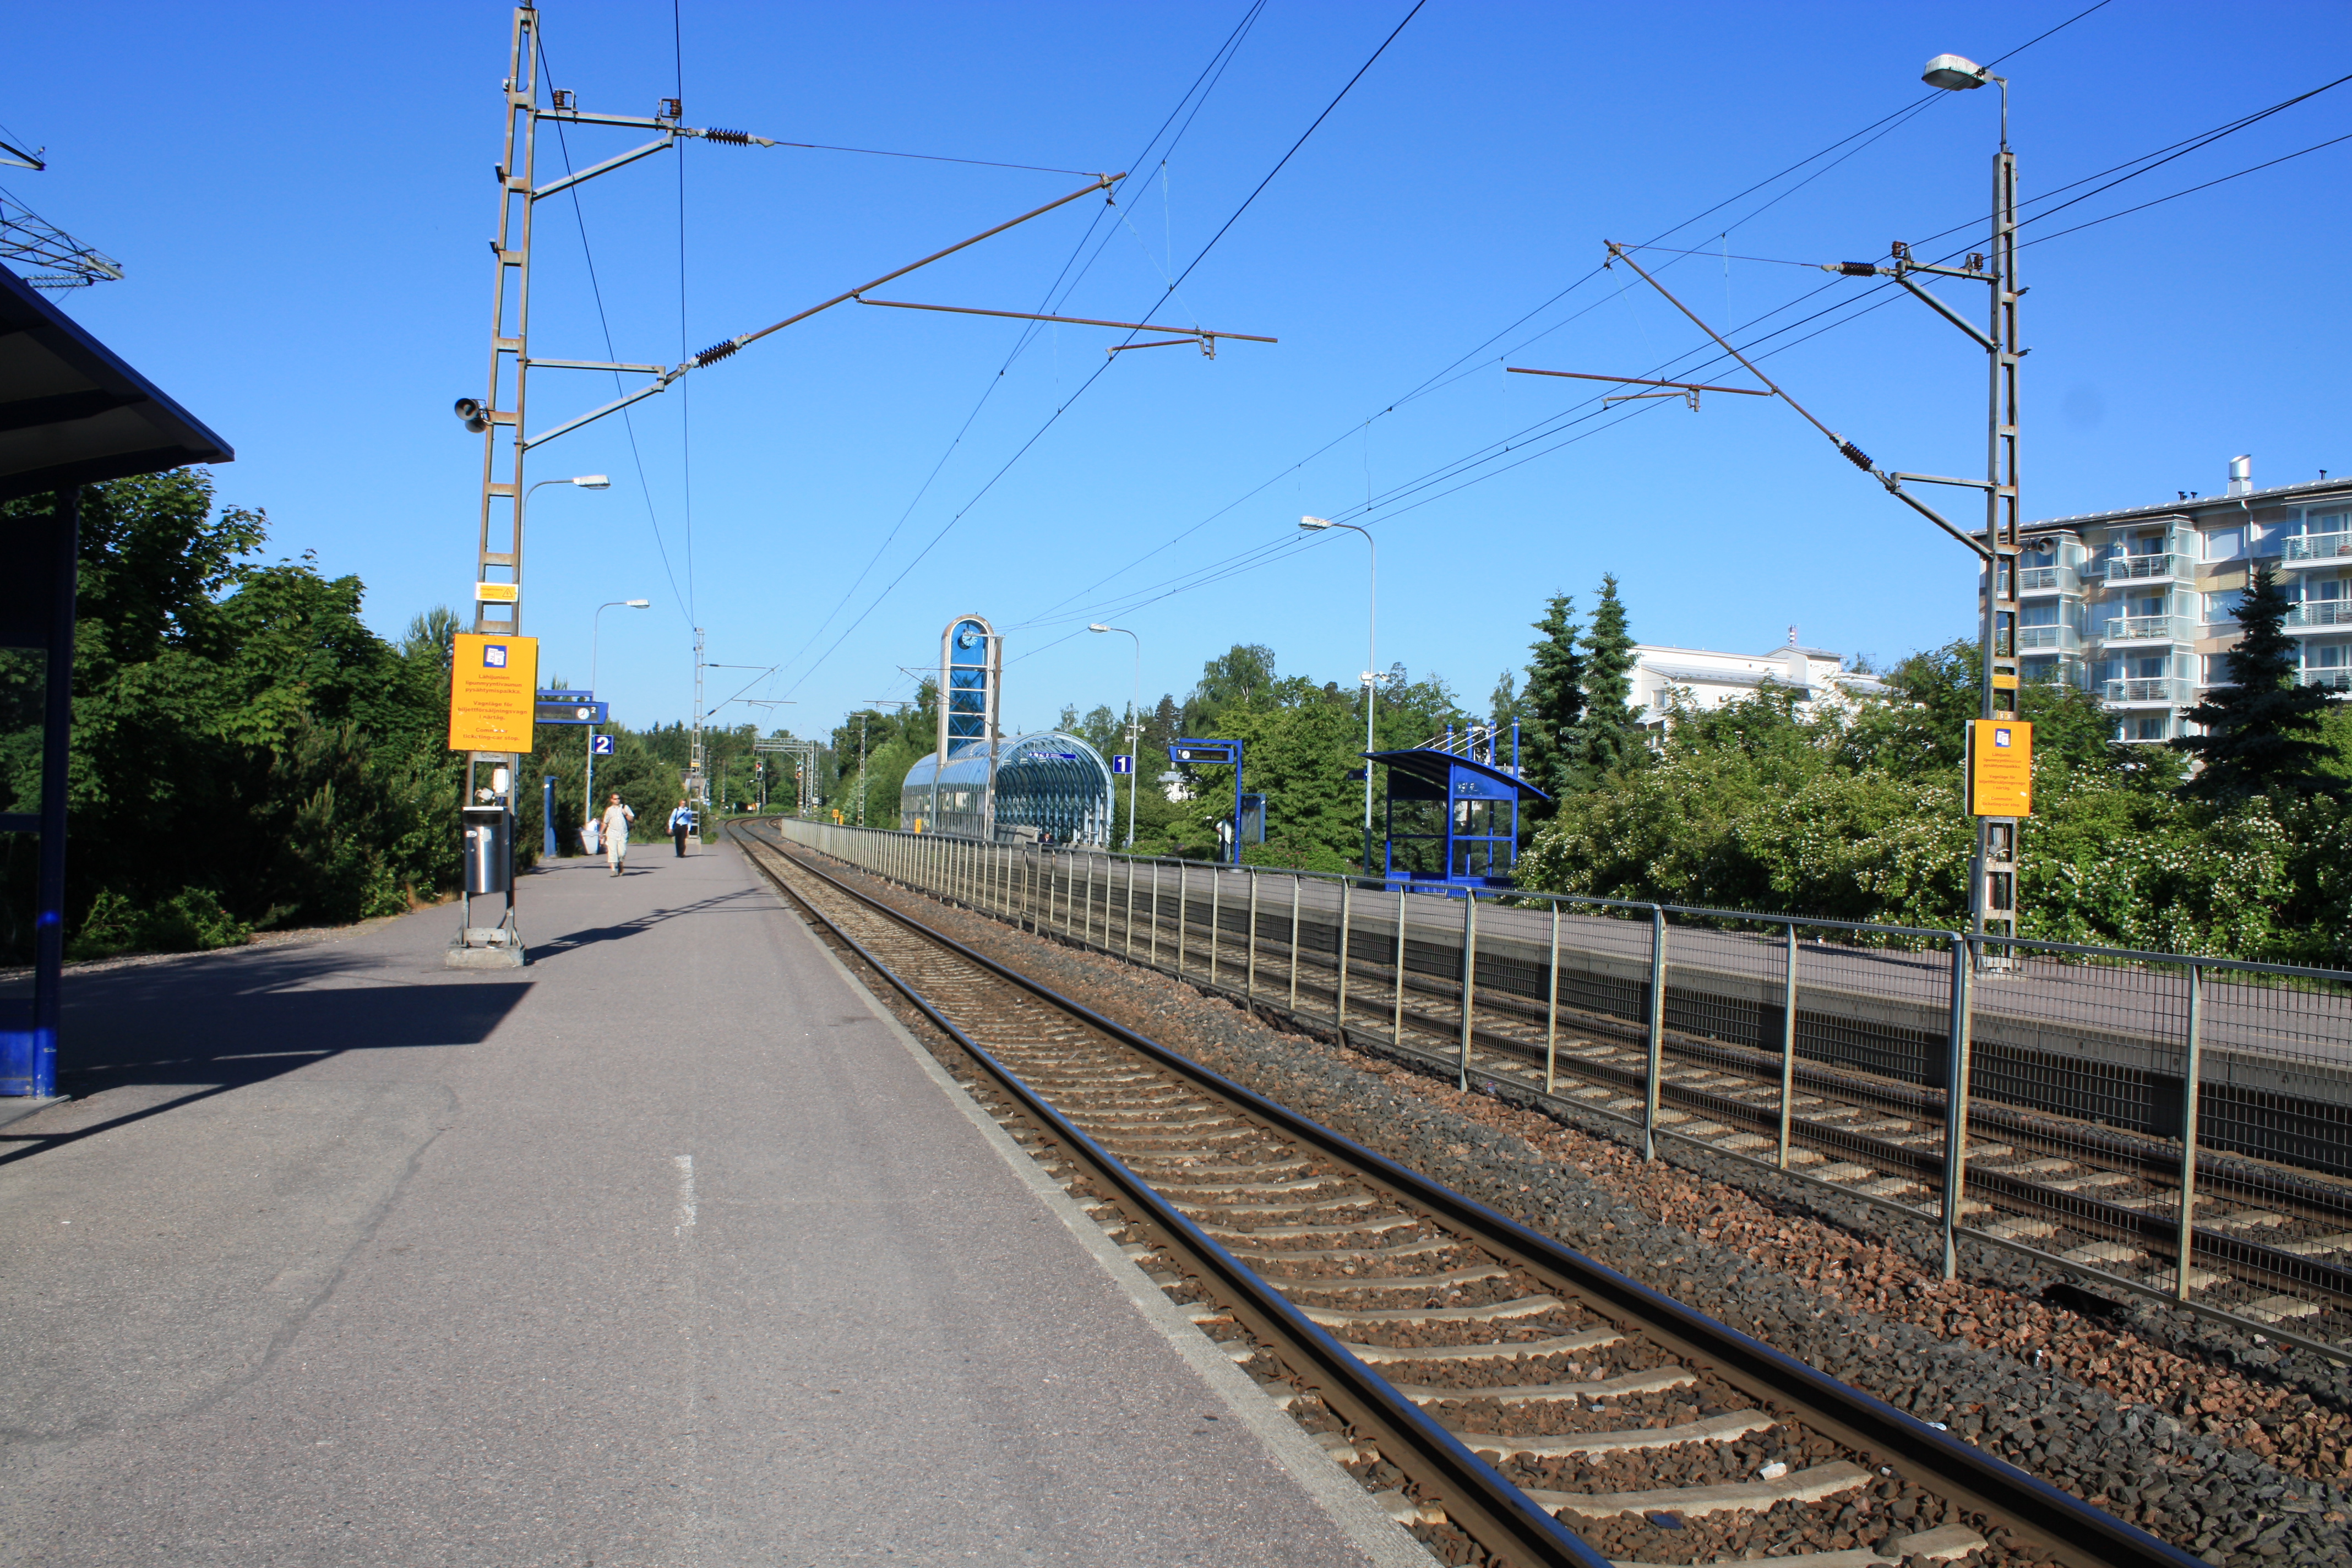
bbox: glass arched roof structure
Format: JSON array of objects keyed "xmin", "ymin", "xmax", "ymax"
[{"xmin": 900, "ymin": 731, "xmax": 1115, "ymax": 846}]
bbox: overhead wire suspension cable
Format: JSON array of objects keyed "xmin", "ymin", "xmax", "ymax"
[{"xmin": 780, "ymin": 0, "xmax": 1425, "ymax": 697}]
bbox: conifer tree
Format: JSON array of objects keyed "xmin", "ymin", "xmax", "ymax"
[
  {"xmin": 1520, "ymin": 592, "xmax": 1583, "ymax": 800},
  {"xmin": 1570, "ymin": 573, "xmax": 1642, "ymax": 785},
  {"xmin": 2173, "ymin": 563, "xmax": 2340, "ymax": 798}
]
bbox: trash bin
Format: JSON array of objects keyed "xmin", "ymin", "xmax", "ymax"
[{"xmin": 462, "ymin": 805, "xmax": 512, "ymax": 895}]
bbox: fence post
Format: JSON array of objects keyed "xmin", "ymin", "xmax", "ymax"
[
  {"xmin": 1940, "ymin": 932, "xmax": 1977, "ymax": 1281},
  {"xmin": 2176, "ymin": 962, "xmax": 2206, "ymax": 1303},
  {"xmin": 1393, "ymin": 888, "xmax": 1408, "ymax": 1047},
  {"xmin": 1778, "ymin": 922, "xmax": 1799, "ymax": 1171},
  {"xmin": 1209, "ymin": 865, "xmax": 1222, "ymax": 989},
  {"xmin": 1544, "ymin": 901, "xmax": 1561, "ymax": 1096},
  {"xmin": 1288, "ymin": 876, "xmax": 1302, "ymax": 1011},
  {"xmin": 1150, "ymin": 862, "xmax": 1162, "ymax": 967},
  {"xmin": 1458, "ymin": 891, "xmax": 1478, "ymax": 1092},
  {"xmin": 1124, "ymin": 856, "xmax": 1135, "ymax": 957},
  {"xmin": 1176, "ymin": 862, "xmax": 1188, "ymax": 977},
  {"xmin": 1245, "ymin": 870, "xmax": 1259, "ymax": 1002},
  {"xmin": 1642, "ymin": 906, "xmax": 1667, "ymax": 1161},
  {"xmin": 1336, "ymin": 879, "xmax": 1353, "ymax": 1030}
]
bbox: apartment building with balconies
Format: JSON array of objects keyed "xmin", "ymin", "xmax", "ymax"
[{"xmin": 2005, "ymin": 456, "xmax": 2351, "ymax": 742}]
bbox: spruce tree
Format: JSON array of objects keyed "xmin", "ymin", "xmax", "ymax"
[
  {"xmin": 1571, "ymin": 573, "xmax": 1642, "ymax": 785},
  {"xmin": 1521, "ymin": 591, "xmax": 1583, "ymax": 799},
  {"xmin": 2173, "ymin": 563, "xmax": 2340, "ymax": 798}
]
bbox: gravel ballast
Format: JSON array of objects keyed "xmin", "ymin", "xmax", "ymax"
[{"xmin": 792, "ymin": 849, "xmax": 2351, "ymax": 1568}]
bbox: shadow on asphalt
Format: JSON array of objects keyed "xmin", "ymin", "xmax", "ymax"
[
  {"xmin": 530, "ymin": 885, "xmax": 767, "ymax": 960},
  {"xmin": 0, "ymin": 943, "xmax": 535, "ymax": 1170}
]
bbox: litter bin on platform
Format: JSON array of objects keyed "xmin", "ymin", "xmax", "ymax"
[{"xmin": 462, "ymin": 805, "xmax": 512, "ymax": 895}]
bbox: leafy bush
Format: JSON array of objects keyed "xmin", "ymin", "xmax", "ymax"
[{"xmin": 69, "ymin": 886, "xmax": 251, "ymax": 959}]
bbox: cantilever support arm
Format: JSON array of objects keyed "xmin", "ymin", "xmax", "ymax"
[
  {"xmin": 533, "ymin": 133, "xmax": 676, "ymax": 200},
  {"xmin": 856, "ymin": 296, "xmax": 1274, "ymax": 346},
  {"xmin": 1602, "ymin": 241, "xmax": 1994, "ymax": 563},
  {"xmin": 1891, "ymin": 272, "xmax": 1998, "ymax": 352},
  {"xmin": 521, "ymin": 173, "xmax": 1124, "ymax": 449}
]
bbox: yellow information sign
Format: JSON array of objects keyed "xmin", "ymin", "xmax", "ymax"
[
  {"xmin": 448, "ymin": 633, "xmax": 540, "ymax": 754},
  {"xmin": 1968, "ymin": 718, "xmax": 2033, "ymax": 817}
]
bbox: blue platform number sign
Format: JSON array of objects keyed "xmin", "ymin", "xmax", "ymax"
[
  {"xmin": 591, "ymin": 734, "xmax": 615, "ymax": 756},
  {"xmin": 1112, "ymin": 754, "xmax": 1134, "ymax": 775}
]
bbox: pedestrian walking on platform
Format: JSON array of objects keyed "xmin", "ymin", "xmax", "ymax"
[
  {"xmin": 600, "ymin": 793, "xmax": 635, "ymax": 875},
  {"xmin": 669, "ymin": 798, "xmax": 694, "ymax": 857}
]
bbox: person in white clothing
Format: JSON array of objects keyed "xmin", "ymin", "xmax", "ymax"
[{"xmin": 600, "ymin": 793, "xmax": 635, "ymax": 875}]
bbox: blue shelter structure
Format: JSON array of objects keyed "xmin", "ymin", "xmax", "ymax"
[
  {"xmin": 900, "ymin": 732, "xmax": 1115, "ymax": 846},
  {"xmin": 1364, "ymin": 723, "xmax": 1549, "ymax": 893},
  {"xmin": 0, "ymin": 260, "xmax": 233, "ymax": 1098}
]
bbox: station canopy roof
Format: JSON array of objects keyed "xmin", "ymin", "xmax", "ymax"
[
  {"xmin": 1363, "ymin": 748, "xmax": 1551, "ymax": 803},
  {"xmin": 0, "ymin": 261, "xmax": 232, "ymax": 503}
]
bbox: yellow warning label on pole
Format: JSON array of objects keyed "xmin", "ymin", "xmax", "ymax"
[
  {"xmin": 1967, "ymin": 718, "xmax": 2032, "ymax": 816},
  {"xmin": 449, "ymin": 633, "xmax": 540, "ymax": 753}
]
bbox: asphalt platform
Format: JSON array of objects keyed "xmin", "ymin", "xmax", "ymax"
[{"xmin": 0, "ymin": 837, "xmax": 1407, "ymax": 1567}]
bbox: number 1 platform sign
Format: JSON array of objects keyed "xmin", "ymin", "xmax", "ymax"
[{"xmin": 449, "ymin": 634, "xmax": 540, "ymax": 753}]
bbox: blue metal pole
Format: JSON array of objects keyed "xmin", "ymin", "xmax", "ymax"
[
  {"xmin": 542, "ymin": 775, "xmax": 558, "ymax": 858},
  {"xmin": 28, "ymin": 489, "xmax": 78, "ymax": 1099},
  {"xmin": 1232, "ymin": 748, "xmax": 1245, "ymax": 865}
]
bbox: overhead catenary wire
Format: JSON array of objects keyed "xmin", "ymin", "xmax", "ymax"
[
  {"xmin": 536, "ymin": 37, "xmax": 690, "ymax": 628},
  {"xmin": 764, "ymin": 1, "xmax": 1272, "ymax": 688},
  {"xmin": 1027, "ymin": 56, "xmax": 2351, "ymax": 636},
  {"xmin": 1012, "ymin": 1, "xmax": 2135, "ymax": 633},
  {"xmin": 778, "ymin": 0, "xmax": 1426, "ymax": 699},
  {"xmin": 674, "ymin": 0, "xmax": 696, "ymax": 628}
]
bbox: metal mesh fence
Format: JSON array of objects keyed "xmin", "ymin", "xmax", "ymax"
[{"xmin": 767, "ymin": 819, "xmax": 2352, "ymax": 1353}]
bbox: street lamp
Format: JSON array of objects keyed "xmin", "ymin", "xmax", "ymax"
[
  {"xmin": 1089, "ymin": 623, "xmax": 1142, "ymax": 849},
  {"xmin": 585, "ymin": 597, "xmax": 650, "ymax": 831},
  {"xmin": 499, "ymin": 473, "xmax": 613, "ymax": 631},
  {"xmin": 1300, "ymin": 516, "xmax": 1380, "ymax": 873}
]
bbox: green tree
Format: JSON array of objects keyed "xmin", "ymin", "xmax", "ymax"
[
  {"xmin": 1566, "ymin": 573, "xmax": 1638, "ymax": 787},
  {"xmin": 2172, "ymin": 563, "xmax": 2342, "ymax": 799},
  {"xmin": 1521, "ymin": 591, "xmax": 1583, "ymax": 801}
]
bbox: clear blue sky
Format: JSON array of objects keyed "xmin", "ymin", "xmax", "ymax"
[{"xmin": 13, "ymin": 2, "xmax": 2348, "ymax": 742}]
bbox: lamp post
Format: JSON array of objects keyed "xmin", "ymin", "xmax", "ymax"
[
  {"xmin": 1920, "ymin": 51, "xmax": 2023, "ymax": 946},
  {"xmin": 585, "ymin": 597, "xmax": 650, "ymax": 831},
  {"xmin": 1300, "ymin": 516, "xmax": 1380, "ymax": 873},
  {"xmin": 1088, "ymin": 623, "xmax": 1142, "ymax": 849}
]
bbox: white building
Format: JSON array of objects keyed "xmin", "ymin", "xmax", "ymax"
[
  {"xmin": 2003, "ymin": 456, "xmax": 2350, "ymax": 742},
  {"xmin": 1630, "ymin": 636, "xmax": 1886, "ymax": 729}
]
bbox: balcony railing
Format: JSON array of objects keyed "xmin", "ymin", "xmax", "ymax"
[
  {"xmin": 2286, "ymin": 600, "xmax": 2352, "ymax": 630},
  {"xmin": 2103, "ymin": 552, "xmax": 2191, "ymax": 582},
  {"xmin": 2303, "ymin": 669, "xmax": 2352, "ymax": 692},
  {"xmin": 2099, "ymin": 614, "xmax": 2190, "ymax": 644},
  {"xmin": 2017, "ymin": 564, "xmax": 2077, "ymax": 594},
  {"xmin": 2284, "ymin": 532, "xmax": 2352, "ymax": 565},
  {"xmin": 2015, "ymin": 623, "xmax": 2081, "ymax": 652},
  {"xmin": 2104, "ymin": 677, "xmax": 2191, "ymax": 705}
]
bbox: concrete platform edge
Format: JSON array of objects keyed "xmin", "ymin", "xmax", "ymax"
[{"xmin": 774, "ymin": 863, "xmax": 1429, "ymax": 1568}]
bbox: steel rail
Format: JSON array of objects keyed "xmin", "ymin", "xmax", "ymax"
[
  {"xmin": 742, "ymin": 827, "xmax": 2206, "ymax": 1568},
  {"xmin": 731, "ymin": 829, "xmax": 1603, "ymax": 1568}
]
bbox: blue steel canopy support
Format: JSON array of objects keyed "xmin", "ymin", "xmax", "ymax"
[
  {"xmin": 0, "ymin": 489, "xmax": 77, "ymax": 1097},
  {"xmin": 1365, "ymin": 732, "xmax": 1549, "ymax": 894},
  {"xmin": 1167, "ymin": 739, "xmax": 1245, "ymax": 864}
]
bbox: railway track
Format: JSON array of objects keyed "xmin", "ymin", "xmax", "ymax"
[
  {"xmin": 854, "ymin": 835, "xmax": 2352, "ymax": 1346},
  {"xmin": 734, "ymin": 825, "xmax": 2202, "ymax": 1568},
  {"xmin": 1261, "ymin": 922, "xmax": 2352, "ymax": 1338}
]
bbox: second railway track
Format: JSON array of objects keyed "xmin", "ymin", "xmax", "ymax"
[{"xmin": 734, "ymin": 825, "xmax": 2203, "ymax": 1568}]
